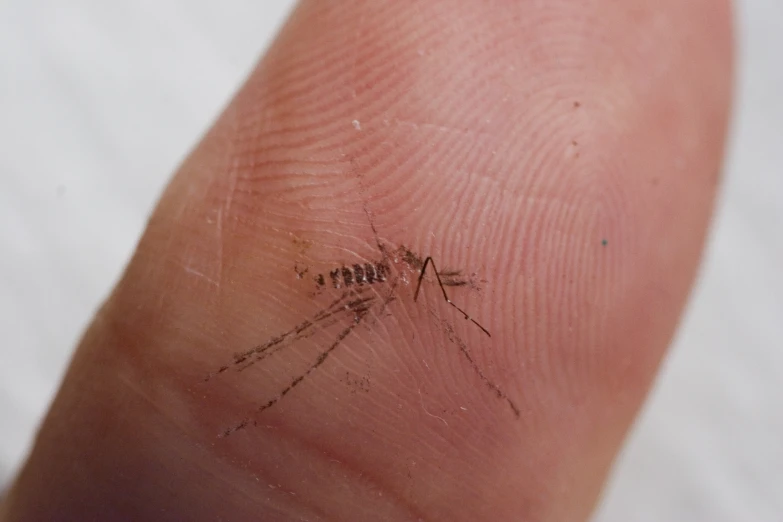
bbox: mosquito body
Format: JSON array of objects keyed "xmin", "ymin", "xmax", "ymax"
[{"xmin": 314, "ymin": 254, "xmax": 490, "ymax": 336}]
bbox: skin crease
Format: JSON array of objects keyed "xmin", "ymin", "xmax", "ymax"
[{"xmin": 1, "ymin": 1, "xmax": 732, "ymax": 521}]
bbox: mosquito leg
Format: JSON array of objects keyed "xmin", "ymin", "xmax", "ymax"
[
  {"xmin": 219, "ymin": 303, "xmax": 374, "ymax": 437},
  {"xmin": 252, "ymin": 292, "xmax": 386, "ymax": 410},
  {"xmin": 430, "ymin": 310, "xmax": 519, "ymax": 418},
  {"xmin": 207, "ymin": 290, "xmax": 359, "ymax": 381},
  {"xmin": 414, "ymin": 256, "xmax": 491, "ymax": 337}
]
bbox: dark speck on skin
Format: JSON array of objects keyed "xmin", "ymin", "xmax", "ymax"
[{"xmin": 602, "ymin": 239, "xmax": 608, "ymax": 246}]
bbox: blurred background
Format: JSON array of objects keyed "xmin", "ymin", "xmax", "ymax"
[{"xmin": 0, "ymin": 2, "xmax": 780, "ymax": 520}]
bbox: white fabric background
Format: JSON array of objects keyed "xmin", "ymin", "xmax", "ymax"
[{"xmin": 0, "ymin": 2, "xmax": 780, "ymax": 520}]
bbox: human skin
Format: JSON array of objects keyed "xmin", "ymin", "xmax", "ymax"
[{"xmin": 0, "ymin": 0, "xmax": 732, "ymax": 521}]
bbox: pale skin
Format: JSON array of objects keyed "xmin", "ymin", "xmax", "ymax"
[{"xmin": 0, "ymin": 1, "xmax": 733, "ymax": 520}]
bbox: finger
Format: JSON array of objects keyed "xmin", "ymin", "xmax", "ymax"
[{"xmin": 1, "ymin": 0, "xmax": 732, "ymax": 521}]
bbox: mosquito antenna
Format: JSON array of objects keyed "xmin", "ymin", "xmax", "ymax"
[{"xmin": 414, "ymin": 256, "xmax": 491, "ymax": 337}]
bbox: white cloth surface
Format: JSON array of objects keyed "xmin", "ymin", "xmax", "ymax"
[{"xmin": 0, "ymin": 2, "xmax": 780, "ymax": 520}]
